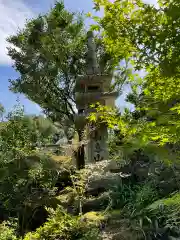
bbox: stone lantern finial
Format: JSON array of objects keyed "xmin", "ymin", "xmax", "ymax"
[{"xmin": 86, "ymin": 31, "xmax": 99, "ymax": 75}]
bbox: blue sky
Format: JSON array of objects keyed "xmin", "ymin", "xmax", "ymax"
[{"xmin": 0, "ymin": 0, "xmax": 156, "ymax": 115}]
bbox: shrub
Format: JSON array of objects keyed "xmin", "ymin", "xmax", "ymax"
[
  {"xmin": 145, "ymin": 192, "xmax": 180, "ymax": 224},
  {"xmin": 110, "ymin": 181, "xmax": 158, "ymax": 219},
  {"xmin": 0, "ymin": 220, "xmax": 20, "ymax": 240},
  {"xmin": 110, "ymin": 182, "xmax": 135, "ymax": 209},
  {"xmin": 0, "ymin": 104, "xmax": 64, "ymax": 234},
  {"xmin": 133, "ymin": 183, "xmax": 159, "ymax": 212},
  {"xmin": 0, "ymin": 153, "xmax": 61, "ymax": 234},
  {"xmin": 24, "ymin": 206, "xmax": 102, "ymax": 240},
  {"xmin": 138, "ymin": 192, "xmax": 180, "ymax": 238}
]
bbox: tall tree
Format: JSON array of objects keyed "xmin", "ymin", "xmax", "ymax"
[
  {"xmin": 7, "ymin": 1, "xmax": 116, "ymax": 168},
  {"xmin": 7, "ymin": 2, "xmax": 86, "ymax": 127},
  {"xmin": 7, "ymin": 2, "xmax": 87, "ymax": 167}
]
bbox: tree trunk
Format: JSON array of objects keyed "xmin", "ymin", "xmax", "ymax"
[{"xmin": 75, "ymin": 130, "xmax": 85, "ymax": 170}]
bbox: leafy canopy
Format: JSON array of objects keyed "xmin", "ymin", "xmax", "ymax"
[
  {"xmin": 92, "ymin": 0, "xmax": 180, "ymax": 146},
  {"xmin": 7, "ymin": 1, "xmax": 86, "ymax": 126}
]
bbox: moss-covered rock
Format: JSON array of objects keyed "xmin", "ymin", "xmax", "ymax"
[
  {"xmin": 81, "ymin": 211, "xmax": 107, "ymax": 227},
  {"xmin": 82, "ymin": 192, "xmax": 111, "ymax": 213}
]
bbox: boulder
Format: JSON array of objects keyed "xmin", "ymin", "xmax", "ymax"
[
  {"xmin": 102, "ymin": 216, "xmax": 144, "ymax": 240},
  {"xmin": 104, "ymin": 160, "xmax": 123, "ymax": 173},
  {"xmin": 87, "ymin": 172, "xmax": 122, "ymax": 196},
  {"xmin": 82, "ymin": 192, "xmax": 110, "ymax": 213},
  {"xmin": 157, "ymin": 179, "xmax": 179, "ymax": 197},
  {"xmin": 85, "ymin": 160, "xmax": 133, "ymax": 197}
]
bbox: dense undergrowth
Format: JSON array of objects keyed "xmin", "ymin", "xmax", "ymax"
[{"xmin": 0, "ymin": 106, "xmax": 180, "ymax": 239}]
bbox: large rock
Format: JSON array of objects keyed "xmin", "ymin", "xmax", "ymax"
[
  {"xmin": 87, "ymin": 172, "xmax": 122, "ymax": 196},
  {"xmin": 106, "ymin": 158, "xmax": 150, "ymax": 183},
  {"xmin": 82, "ymin": 192, "xmax": 110, "ymax": 213},
  {"xmin": 84, "ymin": 160, "xmax": 132, "ymax": 197},
  {"xmin": 157, "ymin": 179, "xmax": 179, "ymax": 197},
  {"xmin": 104, "ymin": 160, "xmax": 124, "ymax": 173},
  {"xmin": 102, "ymin": 212, "xmax": 144, "ymax": 240},
  {"xmin": 158, "ymin": 167, "xmax": 175, "ymax": 181},
  {"xmin": 149, "ymin": 163, "xmax": 180, "ymax": 196}
]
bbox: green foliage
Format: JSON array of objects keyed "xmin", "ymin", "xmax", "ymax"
[
  {"xmin": 23, "ymin": 115, "xmax": 60, "ymax": 145},
  {"xmin": 7, "ymin": 2, "xmax": 113, "ymax": 130},
  {"xmin": 93, "ymin": 0, "xmax": 180, "ymax": 72},
  {"xmin": 82, "ymin": 211, "xmax": 106, "ymax": 226},
  {"xmin": 92, "ymin": 0, "xmax": 180, "ymax": 149},
  {"xmin": 0, "ymin": 104, "xmax": 60, "ymax": 160},
  {"xmin": 145, "ymin": 192, "xmax": 180, "ymax": 222},
  {"xmin": 24, "ymin": 206, "xmax": 102, "ymax": 240},
  {"xmin": 110, "ymin": 182, "xmax": 135, "ymax": 209},
  {"xmin": 0, "ymin": 104, "xmax": 34, "ymax": 157},
  {"xmin": 136, "ymin": 192, "xmax": 180, "ymax": 238},
  {"xmin": 0, "ymin": 104, "xmax": 65, "ymax": 234},
  {"xmin": 109, "ymin": 179, "xmax": 158, "ymax": 216},
  {"xmin": 0, "ymin": 220, "xmax": 20, "ymax": 240},
  {"xmin": 7, "ymin": 1, "xmax": 85, "ymax": 126},
  {"xmin": 89, "ymin": 103, "xmax": 180, "ymax": 164},
  {"xmin": 132, "ymin": 183, "xmax": 159, "ymax": 214},
  {"xmin": 0, "ymin": 153, "xmax": 58, "ymax": 210}
]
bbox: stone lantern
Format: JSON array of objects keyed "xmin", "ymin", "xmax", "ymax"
[{"xmin": 74, "ymin": 31, "xmax": 118, "ymax": 164}]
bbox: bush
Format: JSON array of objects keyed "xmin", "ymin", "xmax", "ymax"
[
  {"xmin": 110, "ymin": 182, "xmax": 135, "ymax": 209},
  {"xmin": 0, "ymin": 220, "xmax": 20, "ymax": 240},
  {"xmin": 145, "ymin": 192, "xmax": 180, "ymax": 224},
  {"xmin": 0, "ymin": 153, "xmax": 61, "ymax": 234},
  {"xmin": 24, "ymin": 206, "xmax": 102, "ymax": 240},
  {"xmin": 0, "ymin": 104, "xmax": 73, "ymax": 234},
  {"xmin": 133, "ymin": 183, "xmax": 158, "ymax": 212},
  {"xmin": 109, "ymin": 181, "xmax": 158, "ymax": 218},
  {"xmin": 137, "ymin": 192, "xmax": 180, "ymax": 238}
]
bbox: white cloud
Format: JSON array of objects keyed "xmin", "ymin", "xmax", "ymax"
[
  {"xmin": 0, "ymin": 0, "xmax": 158, "ymax": 66},
  {"xmin": 0, "ymin": 0, "xmax": 34, "ymax": 65}
]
